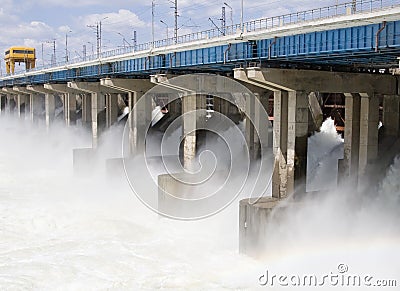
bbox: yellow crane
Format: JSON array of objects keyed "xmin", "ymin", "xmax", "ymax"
[{"xmin": 5, "ymin": 47, "xmax": 36, "ymax": 74}]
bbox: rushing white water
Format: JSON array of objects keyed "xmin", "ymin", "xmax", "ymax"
[
  {"xmin": 0, "ymin": 116, "xmax": 399, "ymax": 290},
  {"xmin": 307, "ymin": 118, "xmax": 344, "ymax": 192},
  {"xmin": 258, "ymin": 119, "xmax": 400, "ymax": 290},
  {"xmin": 0, "ymin": 117, "xmax": 262, "ymax": 290}
]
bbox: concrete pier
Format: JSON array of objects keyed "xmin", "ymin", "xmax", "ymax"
[
  {"xmin": 44, "ymin": 84, "xmax": 80, "ymax": 127},
  {"xmin": 16, "ymin": 94, "xmax": 28, "ymax": 118},
  {"xmin": 9, "ymin": 95, "xmax": 17, "ymax": 114},
  {"xmin": 1, "ymin": 87, "xmax": 14, "ymax": 115},
  {"xmin": 358, "ymin": 93, "xmax": 379, "ymax": 178},
  {"xmin": 0, "ymin": 94, "xmax": 5, "ymax": 114},
  {"xmin": 343, "ymin": 93, "xmax": 361, "ymax": 183},
  {"xmin": 383, "ymin": 95, "xmax": 400, "ymax": 138},
  {"xmin": 2, "ymin": 89, "xmax": 18, "ymax": 116},
  {"xmin": 239, "ymin": 197, "xmax": 281, "ymax": 256},
  {"xmin": 100, "ymin": 78, "xmax": 154, "ymax": 155},
  {"xmin": 13, "ymin": 86, "xmax": 44, "ymax": 123},
  {"xmin": 287, "ymin": 90, "xmax": 309, "ymax": 195},
  {"xmin": 65, "ymin": 93, "xmax": 77, "ymax": 126},
  {"xmin": 68, "ymin": 82, "xmax": 106, "ymax": 149},
  {"xmin": 67, "ymin": 81, "xmax": 130, "ymax": 148},
  {"xmin": 272, "ymin": 91, "xmax": 288, "ymax": 198},
  {"xmin": 80, "ymin": 93, "xmax": 92, "ymax": 129},
  {"xmin": 30, "ymin": 94, "xmax": 44, "ymax": 123},
  {"xmin": 235, "ymin": 67, "xmax": 397, "ymax": 196},
  {"xmin": 235, "ymin": 67, "xmax": 398, "ymax": 256},
  {"xmin": 27, "ymin": 85, "xmax": 56, "ymax": 129},
  {"xmin": 105, "ymin": 93, "xmax": 119, "ymax": 128},
  {"xmin": 182, "ymin": 93, "xmax": 198, "ymax": 170}
]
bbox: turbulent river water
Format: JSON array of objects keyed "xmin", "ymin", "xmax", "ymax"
[{"xmin": 0, "ymin": 116, "xmax": 399, "ymax": 290}]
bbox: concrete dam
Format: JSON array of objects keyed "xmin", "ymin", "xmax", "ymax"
[{"xmin": 0, "ymin": 0, "xmax": 400, "ymax": 289}]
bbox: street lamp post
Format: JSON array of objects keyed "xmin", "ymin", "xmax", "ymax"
[{"xmin": 160, "ymin": 20, "xmax": 169, "ymax": 40}]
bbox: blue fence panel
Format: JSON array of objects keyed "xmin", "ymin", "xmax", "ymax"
[{"xmin": 51, "ymin": 70, "xmax": 67, "ymax": 81}]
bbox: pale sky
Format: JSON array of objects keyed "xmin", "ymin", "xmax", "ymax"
[{"xmin": 0, "ymin": 0, "xmax": 340, "ymax": 71}]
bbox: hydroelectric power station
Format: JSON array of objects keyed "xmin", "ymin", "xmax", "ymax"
[{"xmin": 1, "ymin": 0, "xmax": 400, "ymax": 259}]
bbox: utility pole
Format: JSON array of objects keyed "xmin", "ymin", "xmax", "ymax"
[
  {"xmin": 83, "ymin": 44, "xmax": 87, "ymax": 61},
  {"xmin": 65, "ymin": 30, "xmax": 72, "ymax": 62},
  {"xmin": 53, "ymin": 40, "xmax": 56, "ymax": 65},
  {"xmin": 151, "ymin": 0, "xmax": 156, "ymax": 47},
  {"xmin": 88, "ymin": 18, "xmax": 106, "ymax": 58},
  {"xmin": 41, "ymin": 43, "xmax": 44, "ymax": 66},
  {"xmin": 46, "ymin": 39, "xmax": 56, "ymax": 66},
  {"xmin": 99, "ymin": 21, "xmax": 102, "ymax": 56},
  {"xmin": 87, "ymin": 23, "xmax": 100, "ymax": 58},
  {"xmin": 133, "ymin": 30, "xmax": 137, "ymax": 50},
  {"xmin": 152, "ymin": 0, "xmax": 155, "ymax": 47},
  {"xmin": 221, "ymin": 6, "xmax": 226, "ymax": 36},
  {"xmin": 65, "ymin": 34, "xmax": 68, "ymax": 62},
  {"xmin": 241, "ymin": 0, "xmax": 244, "ymax": 33},
  {"xmin": 224, "ymin": 2, "xmax": 233, "ymax": 27},
  {"xmin": 174, "ymin": 0, "xmax": 178, "ymax": 43}
]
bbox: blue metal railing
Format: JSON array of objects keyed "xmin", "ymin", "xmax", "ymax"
[{"xmin": 4, "ymin": 0, "xmax": 400, "ymax": 77}]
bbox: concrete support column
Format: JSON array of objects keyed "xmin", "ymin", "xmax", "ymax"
[
  {"xmin": 4, "ymin": 95, "xmax": 9, "ymax": 115},
  {"xmin": 65, "ymin": 93, "xmax": 77, "ymax": 126},
  {"xmin": 100, "ymin": 78, "xmax": 154, "ymax": 155},
  {"xmin": 24, "ymin": 95, "xmax": 31, "ymax": 120},
  {"xmin": 62, "ymin": 95, "xmax": 67, "ymax": 124},
  {"xmin": 30, "ymin": 94, "xmax": 43, "ymax": 123},
  {"xmin": 342, "ymin": 93, "xmax": 361, "ymax": 182},
  {"xmin": 27, "ymin": 85, "xmax": 57, "ymax": 129},
  {"xmin": 17, "ymin": 94, "xmax": 27, "ymax": 118},
  {"xmin": 0, "ymin": 95, "xmax": 5, "ymax": 115},
  {"xmin": 383, "ymin": 95, "xmax": 400, "ymax": 138},
  {"xmin": 183, "ymin": 93, "xmax": 197, "ymax": 170},
  {"xmin": 253, "ymin": 93, "xmax": 271, "ymax": 157},
  {"xmin": 272, "ymin": 91, "xmax": 288, "ymax": 199},
  {"xmin": 44, "ymin": 84, "xmax": 83, "ymax": 127},
  {"xmin": 128, "ymin": 91, "xmax": 138, "ymax": 155},
  {"xmin": 287, "ymin": 90, "xmax": 309, "ymax": 196},
  {"xmin": 128, "ymin": 91, "xmax": 152, "ymax": 154},
  {"xmin": 91, "ymin": 92, "xmax": 106, "ymax": 148},
  {"xmin": 245, "ymin": 93, "xmax": 256, "ymax": 159},
  {"xmin": 6, "ymin": 95, "xmax": 16, "ymax": 115},
  {"xmin": 105, "ymin": 93, "xmax": 119, "ymax": 127},
  {"xmin": 81, "ymin": 94, "xmax": 91, "ymax": 128},
  {"xmin": 45, "ymin": 94, "xmax": 56, "ymax": 128},
  {"xmin": 359, "ymin": 93, "xmax": 379, "ymax": 177}
]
